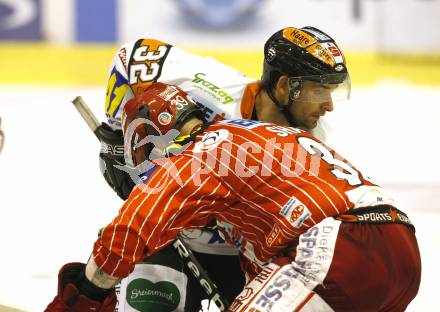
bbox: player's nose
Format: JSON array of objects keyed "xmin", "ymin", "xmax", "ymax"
[{"xmin": 321, "ymin": 99, "xmax": 334, "ymax": 112}]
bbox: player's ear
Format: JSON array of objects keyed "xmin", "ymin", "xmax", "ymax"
[{"xmin": 274, "ymin": 75, "xmax": 290, "ymax": 106}]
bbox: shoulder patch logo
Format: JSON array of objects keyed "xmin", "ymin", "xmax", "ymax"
[{"xmin": 193, "ymin": 129, "xmax": 230, "ymax": 152}]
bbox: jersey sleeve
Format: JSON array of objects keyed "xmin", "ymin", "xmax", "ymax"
[{"xmin": 92, "ymin": 155, "xmax": 233, "ymax": 277}]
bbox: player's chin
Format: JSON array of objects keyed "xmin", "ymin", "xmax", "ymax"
[{"xmin": 306, "ymin": 117, "xmax": 319, "ymax": 129}]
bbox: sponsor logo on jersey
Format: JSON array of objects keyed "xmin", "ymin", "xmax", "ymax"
[
  {"xmin": 232, "ymin": 262, "xmax": 306, "ymax": 312},
  {"xmin": 229, "ymin": 263, "xmax": 279, "ymax": 312},
  {"xmin": 118, "ymin": 47, "xmax": 127, "ymax": 67},
  {"xmin": 353, "ymin": 209, "xmax": 411, "ymax": 225},
  {"xmin": 266, "ymin": 223, "xmax": 281, "ymax": 246},
  {"xmin": 252, "ymin": 266, "xmax": 300, "ymax": 311},
  {"xmin": 193, "ymin": 129, "xmax": 230, "ymax": 152},
  {"xmin": 126, "ymin": 278, "xmax": 180, "ymax": 311},
  {"xmin": 235, "ymin": 286, "xmax": 254, "ymax": 302},
  {"xmin": 294, "ymin": 220, "xmax": 339, "ymax": 288},
  {"xmin": 158, "ymin": 112, "xmax": 172, "ymax": 125},
  {"xmin": 249, "ymin": 264, "xmax": 311, "ymax": 311},
  {"xmin": 193, "ymin": 100, "xmax": 216, "ymax": 121},
  {"xmin": 280, "ymin": 197, "xmax": 311, "ymax": 228},
  {"xmin": 192, "ymin": 73, "xmax": 234, "ymax": 104},
  {"xmin": 357, "ymin": 212, "xmax": 392, "ymax": 222}
]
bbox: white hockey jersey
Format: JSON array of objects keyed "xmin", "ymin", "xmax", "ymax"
[{"xmin": 105, "ymin": 38, "xmax": 256, "ymax": 131}]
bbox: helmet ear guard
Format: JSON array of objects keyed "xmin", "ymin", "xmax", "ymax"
[{"xmin": 287, "ymin": 78, "xmax": 303, "ymax": 99}]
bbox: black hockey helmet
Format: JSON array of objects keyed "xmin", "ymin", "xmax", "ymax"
[{"xmin": 261, "ymin": 27, "xmax": 351, "ymax": 124}]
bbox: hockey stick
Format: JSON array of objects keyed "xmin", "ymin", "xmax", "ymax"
[
  {"xmin": 71, "ymin": 96, "xmax": 229, "ymax": 310},
  {"xmin": 72, "ymin": 96, "xmax": 101, "ymax": 137},
  {"xmin": 173, "ymin": 235, "xmax": 229, "ymax": 310}
]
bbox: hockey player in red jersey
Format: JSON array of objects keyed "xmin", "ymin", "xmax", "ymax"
[
  {"xmin": 97, "ymin": 26, "xmax": 351, "ymax": 309},
  {"xmin": 47, "ymin": 83, "xmax": 420, "ymax": 312}
]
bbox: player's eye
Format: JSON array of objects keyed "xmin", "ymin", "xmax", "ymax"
[{"xmin": 313, "ymin": 88, "xmax": 327, "ymax": 96}]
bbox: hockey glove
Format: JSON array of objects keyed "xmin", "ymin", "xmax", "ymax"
[
  {"xmin": 45, "ymin": 262, "xmax": 116, "ymax": 312},
  {"xmin": 96, "ymin": 122, "xmax": 135, "ymax": 200}
]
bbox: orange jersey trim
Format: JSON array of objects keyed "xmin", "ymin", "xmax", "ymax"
[{"xmin": 240, "ymin": 82, "xmax": 263, "ymax": 119}]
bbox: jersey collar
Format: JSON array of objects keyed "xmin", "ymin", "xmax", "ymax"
[{"xmin": 240, "ymin": 82, "xmax": 263, "ymax": 120}]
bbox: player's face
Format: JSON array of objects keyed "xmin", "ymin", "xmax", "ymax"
[{"xmin": 289, "ymin": 81, "xmax": 335, "ymax": 129}]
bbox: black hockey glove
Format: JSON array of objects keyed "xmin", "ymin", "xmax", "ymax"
[{"xmin": 96, "ymin": 122, "xmax": 135, "ymax": 200}]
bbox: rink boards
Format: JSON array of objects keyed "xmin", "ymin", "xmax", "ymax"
[{"xmin": 0, "ymin": 44, "xmax": 439, "ymax": 86}]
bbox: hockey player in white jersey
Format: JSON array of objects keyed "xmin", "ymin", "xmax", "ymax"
[{"xmin": 97, "ymin": 26, "xmax": 351, "ymax": 311}]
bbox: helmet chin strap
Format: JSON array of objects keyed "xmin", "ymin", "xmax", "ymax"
[{"xmin": 264, "ymin": 86, "xmax": 299, "ymax": 127}]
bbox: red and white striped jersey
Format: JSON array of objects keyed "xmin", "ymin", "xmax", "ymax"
[{"xmin": 93, "ymin": 120, "xmax": 393, "ymax": 279}]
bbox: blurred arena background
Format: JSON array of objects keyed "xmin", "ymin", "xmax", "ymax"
[{"xmin": 0, "ymin": 0, "xmax": 439, "ymax": 311}]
